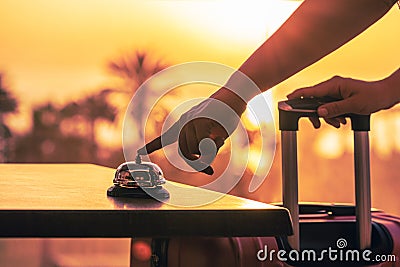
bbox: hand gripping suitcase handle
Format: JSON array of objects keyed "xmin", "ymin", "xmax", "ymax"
[
  {"xmin": 278, "ymin": 97, "xmax": 370, "ymax": 131},
  {"xmin": 278, "ymin": 98, "xmax": 371, "ymax": 251}
]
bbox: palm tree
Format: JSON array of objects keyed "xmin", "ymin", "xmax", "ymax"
[
  {"xmin": 61, "ymin": 89, "xmax": 117, "ymax": 160},
  {"xmin": 107, "ymin": 51, "xmax": 168, "ymax": 141},
  {"xmin": 108, "ymin": 51, "xmax": 166, "ymax": 92},
  {"xmin": 0, "ymin": 74, "xmax": 18, "ymax": 162}
]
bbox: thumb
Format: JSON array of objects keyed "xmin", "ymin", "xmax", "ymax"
[{"xmin": 318, "ymin": 98, "xmax": 354, "ymax": 118}]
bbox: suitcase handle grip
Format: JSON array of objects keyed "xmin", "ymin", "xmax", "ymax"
[{"xmin": 278, "ymin": 101, "xmax": 370, "ymax": 131}]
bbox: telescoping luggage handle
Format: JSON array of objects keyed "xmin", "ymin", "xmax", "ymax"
[{"xmin": 278, "ymin": 97, "xmax": 371, "ymax": 251}]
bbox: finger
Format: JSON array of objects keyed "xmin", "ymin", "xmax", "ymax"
[
  {"xmin": 196, "ymin": 123, "xmax": 222, "ymax": 175},
  {"xmin": 192, "ymin": 119, "xmax": 226, "ymax": 153},
  {"xmin": 324, "ymin": 118, "xmax": 341, "ymax": 128},
  {"xmin": 214, "ymin": 136, "xmax": 225, "ymax": 152},
  {"xmin": 177, "ymin": 119, "xmax": 217, "ymax": 175},
  {"xmin": 137, "ymin": 136, "xmax": 162, "ymax": 155},
  {"xmin": 137, "ymin": 121, "xmax": 180, "ymax": 155},
  {"xmin": 337, "ymin": 117, "xmax": 347, "ymax": 125},
  {"xmin": 177, "ymin": 140, "xmax": 214, "ymax": 175},
  {"xmin": 317, "ymin": 98, "xmax": 354, "ymax": 118},
  {"xmin": 178, "ymin": 127, "xmax": 198, "ymax": 162},
  {"xmin": 209, "ymin": 121, "xmax": 229, "ymax": 140},
  {"xmin": 182, "ymin": 123, "xmax": 200, "ymax": 156},
  {"xmin": 201, "ymin": 166, "xmax": 214, "ymax": 175},
  {"xmin": 309, "ymin": 117, "xmax": 321, "ymax": 129}
]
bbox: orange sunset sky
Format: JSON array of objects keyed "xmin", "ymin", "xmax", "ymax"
[
  {"xmin": 0, "ymin": 1, "xmax": 297, "ymax": 104},
  {"xmin": 1, "ymin": 0, "xmax": 399, "ymax": 109}
]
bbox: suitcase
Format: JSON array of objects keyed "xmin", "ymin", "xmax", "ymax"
[
  {"xmin": 134, "ymin": 98, "xmax": 400, "ymax": 267},
  {"xmin": 276, "ymin": 98, "xmax": 400, "ymax": 266}
]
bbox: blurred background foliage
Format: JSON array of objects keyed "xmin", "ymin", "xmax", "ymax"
[{"xmin": 1, "ymin": 51, "xmax": 166, "ymax": 167}]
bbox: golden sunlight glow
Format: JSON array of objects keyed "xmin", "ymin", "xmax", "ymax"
[
  {"xmin": 373, "ymin": 119, "xmax": 392, "ymax": 158},
  {"xmin": 164, "ymin": 0, "xmax": 301, "ymax": 46},
  {"xmin": 95, "ymin": 120, "xmax": 122, "ymax": 148},
  {"xmin": 247, "ymin": 147, "xmax": 262, "ymax": 174},
  {"xmin": 243, "ymin": 109, "xmax": 260, "ymax": 131},
  {"xmin": 313, "ymin": 130, "xmax": 344, "ymax": 159},
  {"xmin": 244, "ymin": 92, "xmax": 275, "ymax": 129},
  {"xmin": 370, "ymin": 110, "xmax": 400, "ymax": 159}
]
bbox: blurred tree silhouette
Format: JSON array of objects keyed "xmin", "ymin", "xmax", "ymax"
[
  {"xmin": 107, "ymin": 51, "xmax": 168, "ymax": 141},
  {"xmin": 108, "ymin": 51, "xmax": 166, "ymax": 92},
  {"xmin": 11, "ymin": 51, "xmax": 170, "ymax": 166},
  {"xmin": 61, "ymin": 89, "xmax": 117, "ymax": 159},
  {"xmin": 0, "ymin": 73, "xmax": 18, "ymax": 162},
  {"xmin": 13, "ymin": 90, "xmax": 118, "ymax": 164}
]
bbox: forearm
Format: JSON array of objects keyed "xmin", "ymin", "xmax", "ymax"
[{"xmin": 223, "ymin": 0, "xmax": 395, "ymax": 105}]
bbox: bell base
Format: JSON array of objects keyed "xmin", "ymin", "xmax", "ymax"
[{"xmin": 107, "ymin": 185, "xmax": 170, "ymax": 199}]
